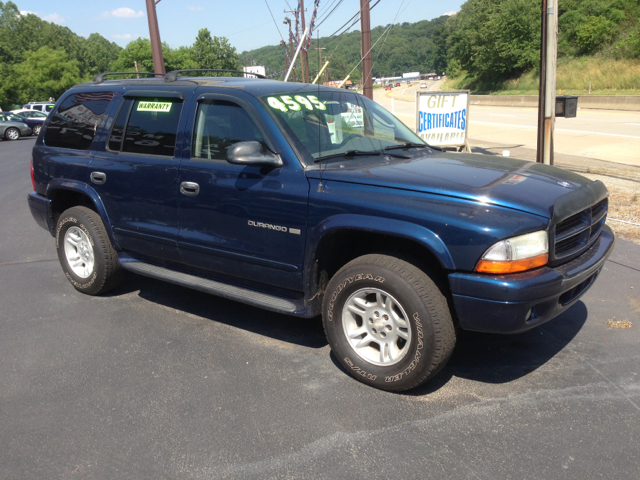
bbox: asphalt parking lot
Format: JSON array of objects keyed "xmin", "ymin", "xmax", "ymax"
[{"xmin": 2, "ymin": 137, "xmax": 639, "ymax": 479}]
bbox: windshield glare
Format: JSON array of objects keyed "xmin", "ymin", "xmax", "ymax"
[{"xmin": 261, "ymin": 90, "xmax": 425, "ymax": 162}]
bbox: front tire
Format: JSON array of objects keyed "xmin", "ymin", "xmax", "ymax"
[
  {"xmin": 56, "ymin": 206, "xmax": 125, "ymax": 295},
  {"xmin": 5, "ymin": 127, "xmax": 20, "ymax": 140},
  {"xmin": 323, "ymin": 254, "xmax": 456, "ymax": 391},
  {"xmin": 32, "ymin": 124, "xmax": 42, "ymax": 136}
]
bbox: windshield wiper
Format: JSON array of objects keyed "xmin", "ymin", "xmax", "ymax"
[
  {"xmin": 384, "ymin": 142, "xmax": 429, "ymax": 151},
  {"xmin": 314, "ymin": 150, "xmax": 382, "ymax": 163}
]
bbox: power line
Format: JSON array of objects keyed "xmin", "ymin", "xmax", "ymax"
[
  {"xmin": 315, "ymin": 0, "xmax": 344, "ymax": 28},
  {"xmin": 263, "ymin": 0, "xmax": 286, "ymax": 43}
]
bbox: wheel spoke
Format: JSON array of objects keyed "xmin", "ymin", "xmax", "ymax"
[
  {"xmin": 347, "ymin": 303, "xmax": 366, "ymax": 316},
  {"xmin": 355, "ymin": 334, "xmax": 373, "ymax": 349},
  {"xmin": 353, "ymin": 297, "xmax": 368, "ymax": 309},
  {"xmin": 388, "ymin": 343, "xmax": 399, "ymax": 362},
  {"xmin": 379, "ymin": 342, "xmax": 388, "ymax": 363},
  {"xmin": 72, "ymin": 259, "xmax": 85, "ymax": 268},
  {"xmin": 397, "ymin": 329, "xmax": 409, "ymax": 340},
  {"xmin": 375, "ymin": 291, "xmax": 386, "ymax": 308},
  {"xmin": 348, "ymin": 327, "xmax": 367, "ymax": 340}
]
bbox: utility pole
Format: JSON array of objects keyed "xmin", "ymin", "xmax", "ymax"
[
  {"xmin": 299, "ymin": 1, "xmax": 310, "ymax": 83},
  {"xmin": 312, "ymin": 42, "xmax": 326, "ymax": 85},
  {"xmin": 145, "ymin": 0, "xmax": 165, "ymax": 75},
  {"xmin": 536, "ymin": 0, "xmax": 558, "ymax": 165},
  {"xmin": 360, "ymin": 0, "xmax": 373, "ymax": 99},
  {"xmin": 283, "ymin": 17, "xmax": 297, "ymax": 82}
]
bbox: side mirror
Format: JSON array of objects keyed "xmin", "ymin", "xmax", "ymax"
[{"xmin": 226, "ymin": 141, "xmax": 283, "ymax": 168}]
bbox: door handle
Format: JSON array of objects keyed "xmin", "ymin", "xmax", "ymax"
[
  {"xmin": 90, "ymin": 171, "xmax": 106, "ymax": 185},
  {"xmin": 180, "ymin": 181, "xmax": 200, "ymax": 196}
]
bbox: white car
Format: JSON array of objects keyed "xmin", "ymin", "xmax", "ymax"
[
  {"xmin": 21, "ymin": 102, "xmax": 55, "ymax": 113},
  {"xmin": 420, "ymin": 83, "xmax": 427, "ymax": 88}
]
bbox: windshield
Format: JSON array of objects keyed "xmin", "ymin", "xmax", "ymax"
[
  {"xmin": 0, "ymin": 114, "xmax": 23, "ymax": 122},
  {"xmin": 260, "ymin": 89, "xmax": 426, "ymax": 163}
]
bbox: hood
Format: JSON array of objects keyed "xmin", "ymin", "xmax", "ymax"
[{"xmin": 306, "ymin": 152, "xmax": 595, "ymax": 219}]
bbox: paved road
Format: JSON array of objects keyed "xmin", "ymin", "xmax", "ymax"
[
  {"xmin": 2, "ymin": 138, "xmax": 640, "ymax": 479},
  {"xmin": 374, "ymin": 85, "xmax": 640, "ymax": 167}
]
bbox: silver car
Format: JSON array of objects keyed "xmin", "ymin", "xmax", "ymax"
[{"xmin": 0, "ymin": 118, "xmax": 31, "ymax": 140}]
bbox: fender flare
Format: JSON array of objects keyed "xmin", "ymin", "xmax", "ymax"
[
  {"xmin": 303, "ymin": 214, "xmax": 455, "ymax": 296},
  {"xmin": 45, "ymin": 179, "xmax": 121, "ymax": 251}
]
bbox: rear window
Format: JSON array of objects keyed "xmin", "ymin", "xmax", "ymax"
[
  {"xmin": 44, "ymin": 92, "xmax": 115, "ymax": 150},
  {"xmin": 107, "ymin": 97, "xmax": 183, "ymax": 157}
]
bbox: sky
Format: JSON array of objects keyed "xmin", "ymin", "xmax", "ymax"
[{"xmin": 15, "ymin": 0, "xmax": 463, "ymax": 53}]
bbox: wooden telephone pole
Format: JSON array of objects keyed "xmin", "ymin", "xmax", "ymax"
[
  {"xmin": 145, "ymin": 0, "xmax": 165, "ymax": 75},
  {"xmin": 360, "ymin": 0, "xmax": 373, "ymax": 99}
]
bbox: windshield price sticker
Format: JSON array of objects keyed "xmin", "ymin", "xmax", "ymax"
[
  {"xmin": 267, "ymin": 95, "xmax": 326, "ymax": 113},
  {"xmin": 137, "ymin": 101, "xmax": 172, "ymax": 113}
]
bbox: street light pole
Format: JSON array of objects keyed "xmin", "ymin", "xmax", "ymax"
[{"xmin": 145, "ymin": 0, "xmax": 166, "ymax": 75}]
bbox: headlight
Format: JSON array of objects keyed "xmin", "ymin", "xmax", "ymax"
[{"xmin": 475, "ymin": 230, "xmax": 548, "ymax": 274}]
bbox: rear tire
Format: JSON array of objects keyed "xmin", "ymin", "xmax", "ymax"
[
  {"xmin": 32, "ymin": 124, "xmax": 42, "ymax": 136},
  {"xmin": 322, "ymin": 254, "xmax": 456, "ymax": 391},
  {"xmin": 55, "ymin": 206, "xmax": 125, "ymax": 295},
  {"xmin": 5, "ymin": 127, "xmax": 20, "ymax": 140}
]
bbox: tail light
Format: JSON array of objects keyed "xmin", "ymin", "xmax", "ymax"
[{"xmin": 30, "ymin": 161, "xmax": 35, "ymax": 191}]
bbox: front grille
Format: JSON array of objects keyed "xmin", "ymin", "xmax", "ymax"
[{"xmin": 553, "ymin": 198, "xmax": 607, "ymax": 260}]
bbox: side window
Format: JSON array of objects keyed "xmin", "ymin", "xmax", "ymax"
[
  {"xmin": 33, "ymin": 105, "xmax": 42, "ymax": 111},
  {"xmin": 45, "ymin": 105, "xmax": 54, "ymax": 112},
  {"xmin": 191, "ymin": 100, "xmax": 265, "ymax": 160},
  {"xmin": 107, "ymin": 97, "xmax": 183, "ymax": 157},
  {"xmin": 44, "ymin": 92, "xmax": 115, "ymax": 150}
]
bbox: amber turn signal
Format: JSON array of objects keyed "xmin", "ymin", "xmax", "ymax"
[{"xmin": 476, "ymin": 253, "xmax": 549, "ymax": 274}]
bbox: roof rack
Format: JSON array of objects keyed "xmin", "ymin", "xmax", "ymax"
[
  {"xmin": 92, "ymin": 72, "xmax": 165, "ymax": 84},
  {"xmin": 164, "ymin": 69, "xmax": 267, "ymax": 82}
]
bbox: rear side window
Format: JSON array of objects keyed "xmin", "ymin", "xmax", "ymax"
[
  {"xmin": 44, "ymin": 92, "xmax": 115, "ymax": 150},
  {"xmin": 32, "ymin": 105, "xmax": 42, "ymax": 111},
  {"xmin": 108, "ymin": 97, "xmax": 183, "ymax": 157}
]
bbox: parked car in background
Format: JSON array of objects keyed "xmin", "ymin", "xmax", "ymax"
[
  {"xmin": 395, "ymin": 82, "xmax": 400, "ymax": 87},
  {"xmin": 21, "ymin": 102, "xmax": 55, "ymax": 113},
  {"xmin": 420, "ymin": 83, "xmax": 427, "ymax": 88},
  {"xmin": 0, "ymin": 115, "xmax": 31, "ymax": 140},
  {"xmin": 0, "ymin": 112, "xmax": 44, "ymax": 136},
  {"xmin": 12, "ymin": 109, "xmax": 49, "ymax": 119},
  {"xmin": 385, "ymin": 85, "xmax": 392, "ymax": 90}
]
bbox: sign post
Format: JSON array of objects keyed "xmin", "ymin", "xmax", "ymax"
[{"xmin": 415, "ymin": 90, "xmax": 470, "ymax": 151}]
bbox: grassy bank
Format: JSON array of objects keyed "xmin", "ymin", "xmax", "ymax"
[{"xmin": 445, "ymin": 57, "xmax": 640, "ymax": 95}]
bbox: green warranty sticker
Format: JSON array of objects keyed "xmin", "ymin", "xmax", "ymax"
[{"xmin": 137, "ymin": 101, "xmax": 172, "ymax": 112}]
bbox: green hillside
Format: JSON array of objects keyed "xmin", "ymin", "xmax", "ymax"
[
  {"xmin": 439, "ymin": 0, "xmax": 640, "ymax": 92},
  {"xmin": 242, "ymin": 16, "xmax": 449, "ymax": 82}
]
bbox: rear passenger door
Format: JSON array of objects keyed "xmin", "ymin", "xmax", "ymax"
[
  {"xmin": 177, "ymin": 93, "xmax": 310, "ymax": 292},
  {"xmin": 89, "ymin": 91, "xmax": 189, "ymax": 262}
]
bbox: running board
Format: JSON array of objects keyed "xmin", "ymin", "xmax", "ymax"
[{"xmin": 118, "ymin": 255, "xmax": 302, "ymax": 315}]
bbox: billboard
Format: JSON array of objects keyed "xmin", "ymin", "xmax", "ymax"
[
  {"xmin": 403, "ymin": 71, "xmax": 420, "ymax": 79},
  {"xmin": 243, "ymin": 66, "xmax": 266, "ymax": 78},
  {"xmin": 415, "ymin": 90, "xmax": 469, "ymax": 147}
]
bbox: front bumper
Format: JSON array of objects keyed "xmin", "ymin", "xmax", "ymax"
[
  {"xmin": 28, "ymin": 191, "xmax": 52, "ymax": 234},
  {"xmin": 449, "ymin": 226, "xmax": 615, "ymax": 334}
]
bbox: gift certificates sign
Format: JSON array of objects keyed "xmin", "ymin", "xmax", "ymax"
[{"xmin": 415, "ymin": 91, "xmax": 469, "ymax": 147}]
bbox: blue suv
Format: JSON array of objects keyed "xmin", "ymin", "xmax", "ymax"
[{"xmin": 28, "ymin": 71, "xmax": 614, "ymax": 391}]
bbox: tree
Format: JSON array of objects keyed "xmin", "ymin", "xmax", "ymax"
[
  {"xmin": 190, "ymin": 28, "xmax": 239, "ymax": 72},
  {"xmin": 83, "ymin": 33, "xmax": 122, "ymax": 77},
  {"xmin": 6, "ymin": 46, "xmax": 81, "ymax": 104}
]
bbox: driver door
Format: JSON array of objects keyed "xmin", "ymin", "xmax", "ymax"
[{"xmin": 177, "ymin": 93, "xmax": 310, "ymax": 292}]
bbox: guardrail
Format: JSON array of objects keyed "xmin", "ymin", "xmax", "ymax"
[{"xmin": 469, "ymin": 95, "xmax": 640, "ymax": 111}]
